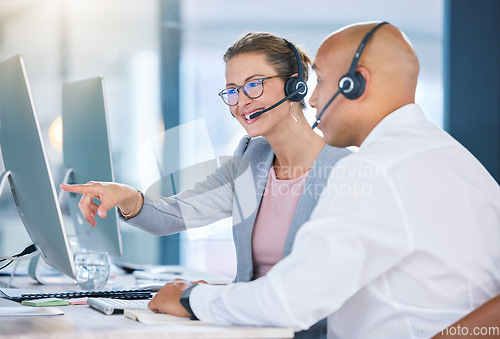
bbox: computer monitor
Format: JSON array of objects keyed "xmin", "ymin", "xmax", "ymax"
[
  {"xmin": 61, "ymin": 76, "xmax": 122, "ymax": 257},
  {"xmin": 0, "ymin": 54, "xmax": 76, "ymax": 279}
]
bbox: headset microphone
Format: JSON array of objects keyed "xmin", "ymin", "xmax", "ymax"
[
  {"xmin": 311, "ymin": 87, "xmax": 343, "ymax": 129},
  {"xmin": 248, "ymin": 85, "xmax": 305, "ymax": 120}
]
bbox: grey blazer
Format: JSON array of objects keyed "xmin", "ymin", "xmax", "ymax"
[{"xmin": 125, "ymin": 136, "xmax": 350, "ymax": 282}]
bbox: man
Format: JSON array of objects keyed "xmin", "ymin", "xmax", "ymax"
[{"xmin": 149, "ymin": 22, "xmax": 500, "ymax": 338}]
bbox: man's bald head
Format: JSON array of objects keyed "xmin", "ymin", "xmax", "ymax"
[{"xmin": 310, "ymin": 22, "xmax": 420, "ymax": 147}]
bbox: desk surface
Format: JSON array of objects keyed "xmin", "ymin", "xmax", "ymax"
[{"xmin": 0, "ymin": 269, "xmax": 294, "ymax": 339}]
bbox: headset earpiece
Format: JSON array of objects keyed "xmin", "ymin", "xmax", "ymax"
[
  {"xmin": 285, "ymin": 77, "xmax": 308, "ymax": 102},
  {"xmin": 283, "ymin": 39, "xmax": 308, "ymax": 102},
  {"xmin": 339, "ymin": 21, "xmax": 388, "ymax": 100},
  {"xmin": 339, "ymin": 71, "xmax": 365, "ymax": 100},
  {"xmin": 312, "ymin": 21, "xmax": 389, "ymax": 129}
]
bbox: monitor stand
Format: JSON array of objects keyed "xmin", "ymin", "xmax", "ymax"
[
  {"xmin": 1, "ymin": 170, "xmax": 73, "ymax": 285},
  {"xmin": 28, "ymin": 255, "xmax": 74, "ymax": 285},
  {"xmin": 0, "ymin": 170, "xmax": 12, "ymax": 196}
]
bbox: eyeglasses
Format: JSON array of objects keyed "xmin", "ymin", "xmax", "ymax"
[{"xmin": 218, "ymin": 74, "xmax": 289, "ymax": 106}]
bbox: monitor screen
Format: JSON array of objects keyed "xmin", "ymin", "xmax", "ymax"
[
  {"xmin": 61, "ymin": 76, "xmax": 122, "ymax": 257},
  {"xmin": 0, "ymin": 54, "xmax": 76, "ymax": 279}
]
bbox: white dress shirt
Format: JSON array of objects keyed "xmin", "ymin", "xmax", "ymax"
[{"xmin": 189, "ymin": 104, "xmax": 500, "ymax": 338}]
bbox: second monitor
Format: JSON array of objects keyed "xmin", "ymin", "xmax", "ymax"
[{"xmin": 61, "ymin": 76, "xmax": 122, "ymax": 257}]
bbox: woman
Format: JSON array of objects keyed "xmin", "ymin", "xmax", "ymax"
[{"xmin": 61, "ymin": 33, "xmax": 349, "ymax": 337}]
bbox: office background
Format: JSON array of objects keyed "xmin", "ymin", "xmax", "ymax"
[{"xmin": 0, "ymin": 0, "xmax": 498, "ymax": 278}]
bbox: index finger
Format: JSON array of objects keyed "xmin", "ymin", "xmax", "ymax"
[{"xmin": 60, "ymin": 183, "xmax": 97, "ymax": 195}]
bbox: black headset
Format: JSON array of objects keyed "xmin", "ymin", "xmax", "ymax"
[
  {"xmin": 312, "ymin": 21, "xmax": 389, "ymax": 129},
  {"xmin": 283, "ymin": 39, "xmax": 308, "ymax": 102},
  {"xmin": 339, "ymin": 21, "xmax": 389, "ymax": 100}
]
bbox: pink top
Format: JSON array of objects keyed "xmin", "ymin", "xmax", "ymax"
[{"xmin": 251, "ymin": 166, "xmax": 310, "ymax": 279}]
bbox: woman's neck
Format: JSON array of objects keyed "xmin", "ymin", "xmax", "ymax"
[{"xmin": 265, "ymin": 116, "xmax": 325, "ymax": 180}]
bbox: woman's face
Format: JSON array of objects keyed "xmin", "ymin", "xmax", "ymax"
[{"xmin": 225, "ymin": 52, "xmax": 289, "ymax": 138}]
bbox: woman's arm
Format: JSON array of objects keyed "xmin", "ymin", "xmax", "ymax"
[{"xmin": 60, "ymin": 136, "xmax": 255, "ymax": 236}]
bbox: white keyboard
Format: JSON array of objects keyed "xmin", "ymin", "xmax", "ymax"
[{"xmin": 87, "ymin": 297, "xmax": 150, "ymax": 315}]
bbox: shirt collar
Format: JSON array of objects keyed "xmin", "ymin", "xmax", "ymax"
[{"xmin": 359, "ymin": 103, "xmax": 427, "ymax": 149}]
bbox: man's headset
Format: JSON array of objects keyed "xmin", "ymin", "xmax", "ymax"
[
  {"xmin": 311, "ymin": 21, "xmax": 389, "ymax": 129},
  {"xmin": 247, "ymin": 39, "xmax": 307, "ymax": 120}
]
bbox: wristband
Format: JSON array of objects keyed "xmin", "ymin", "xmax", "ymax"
[
  {"xmin": 121, "ymin": 191, "xmax": 143, "ymax": 219},
  {"xmin": 180, "ymin": 285, "xmax": 199, "ymax": 320}
]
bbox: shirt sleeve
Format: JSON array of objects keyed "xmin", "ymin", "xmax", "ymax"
[
  {"xmin": 189, "ymin": 157, "xmax": 414, "ymax": 330},
  {"xmin": 123, "ymin": 155, "xmax": 239, "ymax": 235}
]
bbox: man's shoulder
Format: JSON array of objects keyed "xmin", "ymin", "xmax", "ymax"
[{"xmin": 354, "ymin": 123, "xmax": 459, "ymax": 169}]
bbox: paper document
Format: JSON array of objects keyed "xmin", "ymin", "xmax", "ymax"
[
  {"xmin": 124, "ymin": 309, "xmax": 205, "ymax": 325},
  {"xmin": 133, "ymin": 266, "xmax": 231, "ymax": 285},
  {"xmin": 0, "ymin": 307, "xmax": 64, "ymax": 316}
]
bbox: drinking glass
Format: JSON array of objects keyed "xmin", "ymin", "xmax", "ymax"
[{"xmin": 74, "ymin": 251, "xmax": 110, "ymax": 290}]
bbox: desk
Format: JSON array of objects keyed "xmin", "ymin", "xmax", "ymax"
[{"xmin": 0, "ymin": 271, "xmax": 294, "ymax": 339}]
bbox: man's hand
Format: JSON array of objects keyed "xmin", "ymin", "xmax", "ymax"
[{"xmin": 148, "ymin": 279, "xmax": 196, "ymax": 317}]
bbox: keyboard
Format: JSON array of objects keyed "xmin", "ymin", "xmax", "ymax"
[
  {"xmin": 0, "ymin": 287, "xmax": 152, "ymax": 301},
  {"xmin": 87, "ymin": 297, "xmax": 151, "ymax": 315}
]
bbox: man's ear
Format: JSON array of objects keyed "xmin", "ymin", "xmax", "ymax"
[{"xmin": 355, "ymin": 66, "xmax": 370, "ymax": 100}]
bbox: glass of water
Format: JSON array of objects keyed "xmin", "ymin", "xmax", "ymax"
[{"xmin": 74, "ymin": 251, "xmax": 110, "ymax": 290}]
